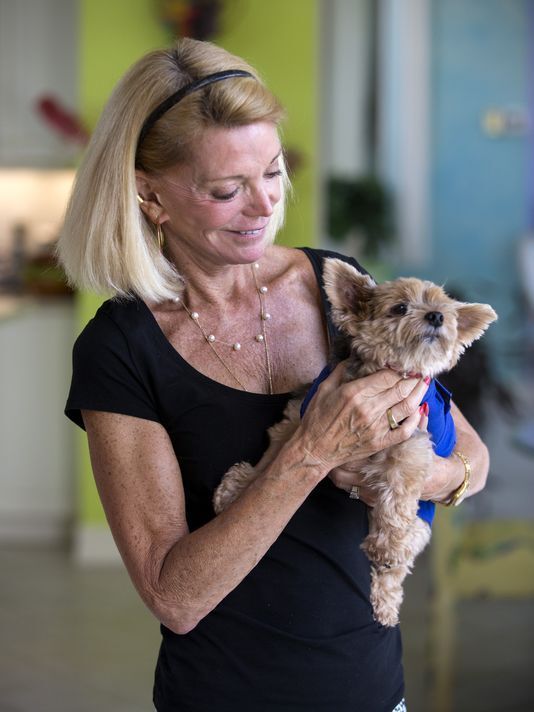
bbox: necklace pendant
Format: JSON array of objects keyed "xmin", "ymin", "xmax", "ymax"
[
  {"xmin": 259, "ymin": 286, "xmax": 268, "ymax": 294},
  {"xmin": 232, "ymin": 342, "xmax": 241, "ymax": 351}
]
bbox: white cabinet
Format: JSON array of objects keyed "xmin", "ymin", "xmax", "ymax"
[
  {"xmin": 0, "ymin": 0, "xmax": 79, "ymax": 167},
  {"xmin": 0, "ymin": 299, "xmax": 75, "ymax": 542}
]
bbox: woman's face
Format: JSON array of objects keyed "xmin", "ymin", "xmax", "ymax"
[{"xmin": 148, "ymin": 122, "xmax": 283, "ymax": 269}]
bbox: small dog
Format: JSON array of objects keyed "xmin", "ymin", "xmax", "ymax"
[{"xmin": 213, "ymin": 258, "xmax": 497, "ymax": 626}]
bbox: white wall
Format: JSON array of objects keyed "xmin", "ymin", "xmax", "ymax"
[
  {"xmin": 320, "ymin": 0, "xmax": 373, "ymax": 178},
  {"xmin": 377, "ymin": 0, "xmax": 431, "ymax": 266},
  {"xmin": 0, "ymin": 0, "xmax": 79, "ymax": 167}
]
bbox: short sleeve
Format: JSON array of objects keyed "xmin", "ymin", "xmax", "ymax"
[{"xmin": 65, "ymin": 310, "xmax": 160, "ymax": 430}]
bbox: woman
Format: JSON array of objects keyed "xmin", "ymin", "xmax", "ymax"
[{"xmin": 59, "ymin": 39, "xmax": 489, "ymax": 712}]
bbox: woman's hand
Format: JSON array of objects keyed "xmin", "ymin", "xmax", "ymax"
[
  {"xmin": 328, "ymin": 457, "xmax": 378, "ymax": 505},
  {"xmin": 327, "ymin": 395, "xmax": 430, "ymax": 505},
  {"xmin": 295, "ymin": 362, "xmax": 430, "ymax": 476}
]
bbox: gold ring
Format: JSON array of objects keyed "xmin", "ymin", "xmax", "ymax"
[{"xmin": 386, "ymin": 408, "xmax": 400, "ymax": 430}]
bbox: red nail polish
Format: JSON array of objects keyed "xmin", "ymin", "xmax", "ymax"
[
  {"xmin": 419, "ymin": 405, "xmax": 425, "ymax": 415},
  {"xmin": 424, "ymin": 376, "xmax": 431, "ymax": 385},
  {"xmin": 424, "ymin": 402, "xmax": 429, "ymax": 416}
]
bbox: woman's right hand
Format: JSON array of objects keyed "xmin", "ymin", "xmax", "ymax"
[{"xmin": 294, "ymin": 362, "xmax": 430, "ymax": 473}]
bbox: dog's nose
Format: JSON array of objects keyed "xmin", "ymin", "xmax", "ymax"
[{"xmin": 425, "ymin": 311, "xmax": 444, "ymax": 327}]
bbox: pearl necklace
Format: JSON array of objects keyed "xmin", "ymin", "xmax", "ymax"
[{"xmin": 174, "ymin": 263, "xmax": 274, "ymax": 394}]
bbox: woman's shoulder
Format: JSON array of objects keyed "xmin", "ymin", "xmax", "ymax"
[
  {"xmin": 268, "ymin": 244, "xmax": 369, "ymax": 279},
  {"xmin": 86, "ymin": 294, "xmax": 150, "ymax": 327},
  {"xmin": 74, "ymin": 295, "xmax": 151, "ymax": 355}
]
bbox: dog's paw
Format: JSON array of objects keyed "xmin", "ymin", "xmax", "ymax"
[
  {"xmin": 362, "ymin": 534, "xmax": 409, "ymax": 568},
  {"xmin": 373, "ymin": 602, "xmax": 400, "ymax": 628},
  {"xmin": 213, "ymin": 461, "xmax": 256, "ymax": 514},
  {"xmin": 370, "ymin": 565, "xmax": 406, "ymax": 627}
]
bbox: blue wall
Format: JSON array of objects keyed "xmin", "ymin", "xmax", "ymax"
[{"xmin": 426, "ymin": 0, "xmax": 530, "ymax": 374}]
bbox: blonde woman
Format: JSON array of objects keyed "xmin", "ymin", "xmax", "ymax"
[{"xmin": 60, "ymin": 39, "xmax": 488, "ymax": 712}]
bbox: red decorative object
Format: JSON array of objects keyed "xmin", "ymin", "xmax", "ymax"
[
  {"xmin": 35, "ymin": 95, "xmax": 90, "ymax": 145},
  {"xmin": 159, "ymin": 0, "xmax": 223, "ymax": 40}
]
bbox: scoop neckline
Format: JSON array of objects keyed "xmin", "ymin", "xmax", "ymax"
[
  {"xmin": 133, "ymin": 246, "xmax": 329, "ymax": 401},
  {"xmin": 137, "ymin": 297, "xmax": 292, "ymax": 401}
]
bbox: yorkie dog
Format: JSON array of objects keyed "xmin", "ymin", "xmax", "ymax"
[{"xmin": 214, "ymin": 258, "xmax": 497, "ymax": 626}]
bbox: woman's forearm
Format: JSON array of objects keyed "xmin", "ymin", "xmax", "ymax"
[
  {"xmin": 152, "ymin": 437, "xmax": 326, "ymax": 634},
  {"xmin": 423, "ymin": 402, "xmax": 490, "ymax": 503}
]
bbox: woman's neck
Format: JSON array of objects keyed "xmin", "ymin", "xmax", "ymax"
[{"xmin": 170, "ymin": 253, "xmax": 268, "ymax": 311}]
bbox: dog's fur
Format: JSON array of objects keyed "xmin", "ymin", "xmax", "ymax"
[{"xmin": 213, "ymin": 258, "xmax": 497, "ymax": 626}]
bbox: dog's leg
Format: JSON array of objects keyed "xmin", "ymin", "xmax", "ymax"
[
  {"xmin": 213, "ymin": 460, "xmax": 258, "ymax": 513},
  {"xmin": 213, "ymin": 398, "xmax": 302, "ymax": 513},
  {"xmin": 361, "ymin": 432, "xmax": 432, "ymax": 566},
  {"xmin": 370, "ymin": 564, "xmax": 408, "ymax": 627},
  {"xmin": 370, "ymin": 518, "xmax": 431, "ymax": 627},
  {"xmin": 361, "ymin": 432, "xmax": 433, "ymax": 625}
]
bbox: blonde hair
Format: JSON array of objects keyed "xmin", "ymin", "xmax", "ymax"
[{"xmin": 58, "ymin": 38, "xmax": 289, "ymax": 302}]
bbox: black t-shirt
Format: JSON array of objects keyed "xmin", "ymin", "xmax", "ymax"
[{"xmin": 65, "ymin": 247, "xmax": 404, "ymax": 712}]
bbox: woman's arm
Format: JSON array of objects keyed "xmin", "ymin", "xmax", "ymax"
[
  {"xmin": 83, "ymin": 409, "xmax": 325, "ymax": 635},
  {"xmin": 421, "ymin": 401, "xmax": 490, "ymax": 503},
  {"xmin": 82, "ymin": 366, "xmax": 428, "ymax": 635}
]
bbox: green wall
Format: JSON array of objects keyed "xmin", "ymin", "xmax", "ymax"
[
  {"xmin": 219, "ymin": 1, "xmax": 319, "ymax": 249},
  {"xmin": 77, "ymin": 0, "xmax": 319, "ymax": 527}
]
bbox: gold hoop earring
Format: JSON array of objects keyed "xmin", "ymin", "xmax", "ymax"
[{"xmin": 156, "ymin": 223, "xmax": 164, "ymax": 251}]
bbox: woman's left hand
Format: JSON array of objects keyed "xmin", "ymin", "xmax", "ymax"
[{"xmin": 328, "ymin": 458, "xmax": 377, "ymax": 506}]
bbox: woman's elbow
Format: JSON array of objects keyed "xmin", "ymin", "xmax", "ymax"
[
  {"xmin": 471, "ymin": 439, "xmax": 490, "ymax": 496},
  {"xmin": 146, "ymin": 591, "xmax": 204, "ymax": 635},
  {"xmin": 161, "ymin": 614, "xmax": 199, "ymax": 636}
]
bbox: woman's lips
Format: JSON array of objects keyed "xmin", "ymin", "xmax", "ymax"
[{"xmin": 225, "ymin": 225, "xmax": 267, "ymax": 237}]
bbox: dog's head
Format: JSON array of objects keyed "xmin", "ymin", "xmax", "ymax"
[{"xmin": 323, "ymin": 258, "xmax": 497, "ymax": 378}]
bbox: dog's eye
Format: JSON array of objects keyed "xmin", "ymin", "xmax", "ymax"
[{"xmin": 390, "ymin": 303, "xmax": 408, "ymax": 316}]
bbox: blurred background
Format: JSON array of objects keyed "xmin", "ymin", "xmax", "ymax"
[{"xmin": 1, "ymin": 0, "xmax": 533, "ymax": 710}]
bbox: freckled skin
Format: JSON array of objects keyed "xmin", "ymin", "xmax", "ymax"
[
  {"xmin": 137, "ymin": 122, "xmax": 284, "ymax": 272},
  {"xmin": 85, "ymin": 127, "xmax": 491, "ymax": 635}
]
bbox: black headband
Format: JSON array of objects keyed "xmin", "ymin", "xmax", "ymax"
[{"xmin": 137, "ymin": 69, "xmax": 254, "ymax": 149}]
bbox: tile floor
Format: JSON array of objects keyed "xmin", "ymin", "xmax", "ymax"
[{"xmin": 1, "ymin": 544, "xmax": 533, "ymax": 711}]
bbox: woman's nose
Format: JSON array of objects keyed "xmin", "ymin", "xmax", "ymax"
[{"xmin": 245, "ymin": 183, "xmax": 279, "ymax": 217}]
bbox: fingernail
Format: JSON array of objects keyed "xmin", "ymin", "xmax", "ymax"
[
  {"xmin": 424, "ymin": 376, "xmax": 431, "ymax": 385},
  {"xmin": 419, "ymin": 403, "xmax": 429, "ymax": 416}
]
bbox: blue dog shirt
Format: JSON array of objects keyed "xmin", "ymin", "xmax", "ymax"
[{"xmin": 300, "ymin": 366, "xmax": 456, "ymax": 526}]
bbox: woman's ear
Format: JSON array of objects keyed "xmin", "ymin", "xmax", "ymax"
[{"xmin": 135, "ymin": 171, "xmax": 168, "ymax": 225}]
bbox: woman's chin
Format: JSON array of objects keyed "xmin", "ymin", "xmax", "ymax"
[{"xmin": 220, "ymin": 228, "xmax": 270, "ymax": 262}]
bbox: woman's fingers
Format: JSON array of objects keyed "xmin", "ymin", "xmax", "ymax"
[
  {"xmin": 328, "ymin": 468, "xmax": 377, "ymax": 506},
  {"xmin": 418, "ymin": 403, "xmax": 429, "ymax": 432},
  {"xmin": 377, "ymin": 376, "xmax": 429, "ymax": 428},
  {"xmin": 298, "ymin": 364, "xmax": 431, "ymax": 471}
]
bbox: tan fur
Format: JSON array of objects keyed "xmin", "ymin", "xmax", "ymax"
[{"xmin": 213, "ymin": 258, "xmax": 497, "ymax": 626}]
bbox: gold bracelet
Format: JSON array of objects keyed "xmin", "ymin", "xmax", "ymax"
[{"xmin": 442, "ymin": 450, "xmax": 471, "ymax": 507}]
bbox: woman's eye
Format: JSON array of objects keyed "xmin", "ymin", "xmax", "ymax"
[
  {"xmin": 390, "ymin": 303, "xmax": 408, "ymax": 316},
  {"xmin": 212, "ymin": 187, "xmax": 239, "ymax": 201},
  {"xmin": 210, "ymin": 169, "xmax": 281, "ymax": 201}
]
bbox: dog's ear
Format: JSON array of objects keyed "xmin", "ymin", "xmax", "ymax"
[
  {"xmin": 323, "ymin": 258, "xmax": 376, "ymax": 331},
  {"xmin": 456, "ymin": 302, "xmax": 498, "ymax": 346}
]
